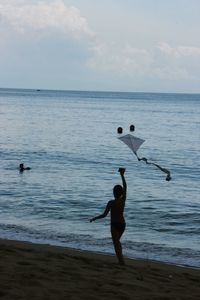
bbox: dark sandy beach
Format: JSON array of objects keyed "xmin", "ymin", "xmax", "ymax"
[{"xmin": 0, "ymin": 239, "xmax": 200, "ymax": 299}]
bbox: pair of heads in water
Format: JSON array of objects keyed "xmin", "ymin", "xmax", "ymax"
[{"xmin": 117, "ymin": 124, "xmax": 135, "ymax": 134}]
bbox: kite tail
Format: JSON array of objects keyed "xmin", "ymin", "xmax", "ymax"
[{"xmin": 134, "ymin": 152, "xmax": 171, "ymax": 181}]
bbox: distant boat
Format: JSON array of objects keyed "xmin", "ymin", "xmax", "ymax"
[{"xmin": 36, "ymin": 89, "xmax": 41, "ymax": 92}]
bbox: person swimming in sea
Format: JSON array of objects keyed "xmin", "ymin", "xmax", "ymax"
[
  {"xmin": 90, "ymin": 168, "xmax": 127, "ymax": 265},
  {"xmin": 19, "ymin": 163, "xmax": 31, "ymax": 172}
]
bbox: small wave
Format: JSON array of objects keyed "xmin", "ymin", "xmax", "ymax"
[
  {"xmin": 160, "ymin": 212, "xmax": 200, "ymax": 219},
  {"xmin": 0, "ymin": 223, "xmax": 200, "ymax": 268}
]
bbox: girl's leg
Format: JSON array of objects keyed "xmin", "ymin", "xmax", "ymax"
[{"xmin": 111, "ymin": 227, "xmax": 125, "ymax": 265}]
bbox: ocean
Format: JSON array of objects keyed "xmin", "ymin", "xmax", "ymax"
[{"xmin": 0, "ymin": 88, "xmax": 199, "ymax": 268}]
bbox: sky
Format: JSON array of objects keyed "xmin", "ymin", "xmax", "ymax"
[{"xmin": 0, "ymin": 0, "xmax": 200, "ymax": 93}]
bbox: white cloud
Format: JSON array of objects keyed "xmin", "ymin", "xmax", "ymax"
[
  {"xmin": 88, "ymin": 41, "xmax": 200, "ymax": 81},
  {"xmin": 88, "ymin": 42, "xmax": 153, "ymax": 77},
  {"xmin": 154, "ymin": 43, "xmax": 200, "ymax": 80},
  {"xmin": 0, "ymin": 0, "xmax": 93, "ymax": 37},
  {"xmin": 158, "ymin": 43, "xmax": 200, "ymax": 58}
]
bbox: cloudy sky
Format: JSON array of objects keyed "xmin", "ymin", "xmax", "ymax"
[{"xmin": 0, "ymin": 0, "xmax": 200, "ymax": 92}]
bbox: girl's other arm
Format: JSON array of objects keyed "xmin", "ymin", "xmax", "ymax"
[{"xmin": 90, "ymin": 201, "xmax": 112, "ymax": 222}]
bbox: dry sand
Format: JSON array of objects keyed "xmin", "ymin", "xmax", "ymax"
[{"xmin": 0, "ymin": 239, "xmax": 200, "ymax": 300}]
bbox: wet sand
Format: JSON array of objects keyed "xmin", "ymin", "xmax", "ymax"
[{"xmin": 0, "ymin": 239, "xmax": 200, "ymax": 300}]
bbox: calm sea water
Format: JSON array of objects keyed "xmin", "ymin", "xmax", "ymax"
[{"xmin": 0, "ymin": 88, "xmax": 199, "ymax": 267}]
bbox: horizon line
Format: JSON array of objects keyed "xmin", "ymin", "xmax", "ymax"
[{"xmin": 0, "ymin": 86, "xmax": 200, "ymax": 96}]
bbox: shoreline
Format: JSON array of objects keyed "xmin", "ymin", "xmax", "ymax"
[
  {"xmin": 0, "ymin": 238, "xmax": 200, "ymax": 300},
  {"xmin": 1, "ymin": 235, "xmax": 199, "ymax": 269}
]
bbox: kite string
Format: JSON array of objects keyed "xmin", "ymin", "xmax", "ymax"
[{"xmin": 134, "ymin": 152, "xmax": 171, "ymax": 181}]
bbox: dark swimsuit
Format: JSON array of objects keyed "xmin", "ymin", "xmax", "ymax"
[{"xmin": 111, "ymin": 222, "xmax": 126, "ymax": 232}]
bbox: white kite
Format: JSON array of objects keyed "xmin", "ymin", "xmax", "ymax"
[{"xmin": 118, "ymin": 133, "xmax": 171, "ymax": 181}]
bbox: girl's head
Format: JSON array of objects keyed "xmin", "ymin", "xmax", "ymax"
[{"xmin": 113, "ymin": 184, "xmax": 123, "ymax": 199}]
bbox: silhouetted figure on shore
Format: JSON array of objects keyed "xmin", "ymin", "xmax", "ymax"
[
  {"xmin": 90, "ymin": 168, "xmax": 127, "ymax": 265},
  {"xmin": 19, "ymin": 163, "xmax": 31, "ymax": 172}
]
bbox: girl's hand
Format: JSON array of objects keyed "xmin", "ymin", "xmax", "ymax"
[{"xmin": 118, "ymin": 168, "xmax": 125, "ymax": 175}]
